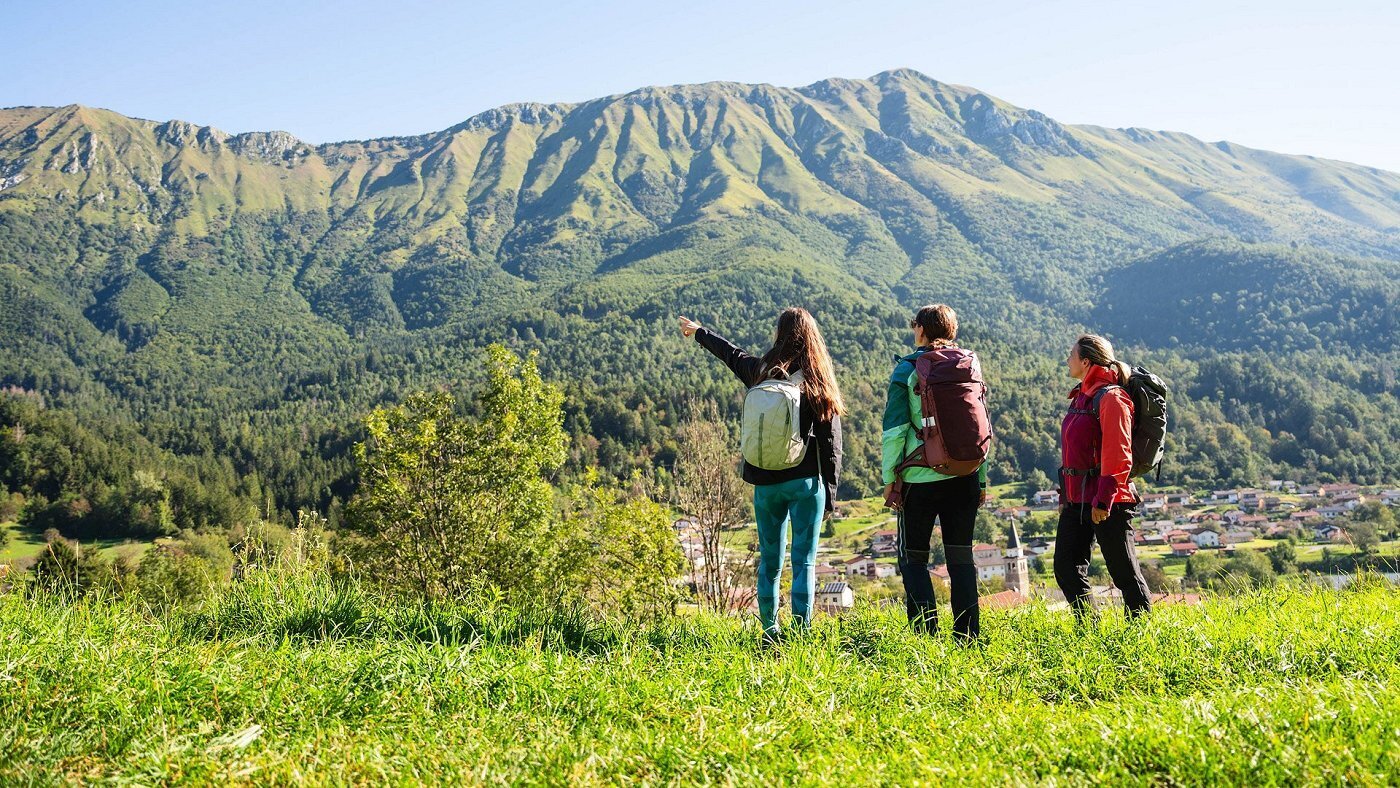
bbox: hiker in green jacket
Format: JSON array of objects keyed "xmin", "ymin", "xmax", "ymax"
[
  {"xmin": 681, "ymin": 309, "xmax": 844, "ymax": 644},
  {"xmin": 882, "ymin": 304, "xmax": 990, "ymax": 640}
]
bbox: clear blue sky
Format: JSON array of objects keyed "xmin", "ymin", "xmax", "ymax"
[{"xmin": 5, "ymin": 0, "xmax": 1398, "ymax": 172}]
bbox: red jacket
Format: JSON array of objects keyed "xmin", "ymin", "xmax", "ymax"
[{"xmin": 1060, "ymin": 364, "xmax": 1137, "ymax": 509}]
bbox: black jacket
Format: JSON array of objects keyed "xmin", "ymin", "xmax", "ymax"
[{"xmin": 694, "ymin": 326, "xmax": 843, "ymax": 511}]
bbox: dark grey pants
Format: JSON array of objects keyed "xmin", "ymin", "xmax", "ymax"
[
  {"xmin": 1054, "ymin": 503, "xmax": 1152, "ymax": 616},
  {"xmin": 897, "ymin": 474, "xmax": 981, "ymax": 638}
]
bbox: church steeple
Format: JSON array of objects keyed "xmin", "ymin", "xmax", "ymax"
[{"xmin": 1004, "ymin": 520, "xmax": 1030, "ymax": 595}]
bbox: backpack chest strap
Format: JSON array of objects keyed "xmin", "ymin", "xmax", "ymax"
[{"xmin": 1060, "ymin": 467, "xmax": 1100, "ymax": 477}]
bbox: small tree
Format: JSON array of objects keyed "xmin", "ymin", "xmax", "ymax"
[
  {"xmin": 1267, "ymin": 541, "xmax": 1298, "ymax": 574},
  {"xmin": 1320, "ymin": 547, "xmax": 1337, "ymax": 571},
  {"xmin": 0, "ymin": 491, "xmax": 23, "ymax": 523},
  {"xmin": 1225, "ymin": 549, "xmax": 1276, "ymax": 589},
  {"xmin": 1352, "ymin": 502, "xmax": 1395, "ymax": 534},
  {"xmin": 1184, "ymin": 552, "xmax": 1225, "ymax": 589},
  {"xmin": 136, "ymin": 543, "xmax": 219, "ymax": 604},
  {"xmin": 1346, "ymin": 519, "xmax": 1380, "ymax": 557},
  {"xmin": 1022, "ymin": 513, "xmax": 1054, "ymax": 539},
  {"xmin": 673, "ymin": 402, "xmax": 753, "ymax": 613},
  {"xmin": 972, "ymin": 510, "xmax": 1002, "ymax": 545},
  {"xmin": 347, "ymin": 345, "xmax": 566, "ymax": 603},
  {"xmin": 1024, "ymin": 469, "xmax": 1053, "ymax": 504},
  {"xmin": 30, "ymin": 538, "xmax": 112, "ymax": 600},
  {"xmin": 31, "ymin": 538, "xmax": 79, "ymax": 598},
  {"xmin": 558, "ymin": 470, "xmax": 685, "ymax": 619},
  {"xmin": 1140, "ymin": 561, "xmax": 1176, "ymax": 593}
]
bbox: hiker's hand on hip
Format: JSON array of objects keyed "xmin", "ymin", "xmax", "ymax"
[
  {"xmin": 679, "ymin": 316, "xmax": 701, "ymax": 339},
  {"xmin": 1091, "ymin": 505, "xmax": 1110, "ymax": 524},
  {"xmin": 883, "ymin": 483, "xmax": 900, "ymax": 510}
]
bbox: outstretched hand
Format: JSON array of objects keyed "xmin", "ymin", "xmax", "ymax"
[{"xmin": 678, "ymin": 316, "xmax": 701, "ymax": 339}]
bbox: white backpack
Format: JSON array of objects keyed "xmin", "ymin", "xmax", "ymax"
[{"xmin": 741, "ymin": 369, "xmax": 807, "ymax": 470}]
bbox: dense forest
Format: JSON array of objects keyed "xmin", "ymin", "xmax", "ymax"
[{"xmin": 1, "ymin": 70, "xmax": 1397, "ymax": 541}]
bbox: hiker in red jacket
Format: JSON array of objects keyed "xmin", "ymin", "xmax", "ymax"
[{"xmin": 1054, "ymin": 334, "xmax": 1151, "ymax": 617}]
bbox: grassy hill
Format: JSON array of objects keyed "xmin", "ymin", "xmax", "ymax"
[{"xmin": 3, "ymin": 572, "xmax": 1397, "ymax": 783}]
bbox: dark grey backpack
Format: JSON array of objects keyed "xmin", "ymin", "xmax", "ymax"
[{"xmin": 1089, "ymin": 366, "xmax": 1168, "ymax": 479}]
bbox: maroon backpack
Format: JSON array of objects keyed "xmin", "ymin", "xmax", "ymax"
[{"xmin": 896, "ymin": 346, "xmax": 993, "ymax": 478}]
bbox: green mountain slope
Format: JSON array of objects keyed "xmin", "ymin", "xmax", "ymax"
[
  {"xmin": 1097, "ymin": 239, "xmax": 1399, "ymax": 353},
  {"xmin": 1, "ymin": 69, "xmax": 1398, "ymax": 524}
]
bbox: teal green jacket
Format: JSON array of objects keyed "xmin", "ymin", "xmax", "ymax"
[{"xmin": 881, "ymin": 348, "xmax": 990, "ymax": 487}]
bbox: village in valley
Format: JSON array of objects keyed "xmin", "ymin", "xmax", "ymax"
[{"xmin": 675, "ymin": 481, "xmax": 1400, "ymax": 617}]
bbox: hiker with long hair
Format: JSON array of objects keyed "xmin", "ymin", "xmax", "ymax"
[
  {"xmin": 679, "ymin": 308, "xmax": 844, "ymax": 644},
  {"xmin": 1055, "ymin": 333, "xmax": 1152, "ymax": 617},
  {"xmin": 882, "ymin": 304, "xmax": 991, "ymax": 641}
]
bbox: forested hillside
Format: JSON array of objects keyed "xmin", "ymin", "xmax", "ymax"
[{"xmin": 1, "ymin": 69, "xmax": 1397, "ymax": 535}]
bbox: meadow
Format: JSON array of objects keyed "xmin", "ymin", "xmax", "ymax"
[{"xmin": 3, "ymin": 568, "xmax": 1398, "ymax": 785}]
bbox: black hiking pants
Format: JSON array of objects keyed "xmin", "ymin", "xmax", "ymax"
[
  {"xmin": 1054, "ymin": 503, "xmax": 1151, "ymax": 617},
  {"xmin": 897, "ymin": 474, "xmax": 981, "ymax": 639}
]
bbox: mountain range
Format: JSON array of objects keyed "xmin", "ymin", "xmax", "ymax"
[{"xmin": 1, "ymin": 68, "xmax": 1397, "ymax": 520}]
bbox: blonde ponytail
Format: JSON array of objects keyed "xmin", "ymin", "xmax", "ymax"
[
  {"xmin": 1076, "ymin": 334, "xmax": 1129, "ymax": 385},
  {"xmin": 1111, "ymin": 360, "xmax": 1131, "ymax": 386}
]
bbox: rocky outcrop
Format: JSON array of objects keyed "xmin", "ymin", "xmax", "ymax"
[
  {"xmin": 55, "ymin": 133, "xmax": 100, "ymax": 173},
  {"xmin": 229, "ymin": 130, "xmax": 310, "ymax": 162},
  {"xmin": 459, "ymin": 102, "xmax": 568, "ymax": 132},
  {"xmin": 154, "ymin": 120, "xmax": 229, "ymax": 149},
  {"xmin": 0, "ymin": 159, "xmax": 27, "ymax": 191},
  {"xmin": 961, "ymin": 94, "xmax": 1094, "ymax": 159}
]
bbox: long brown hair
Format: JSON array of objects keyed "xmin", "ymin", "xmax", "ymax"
[
  {"xmin": 760, "ymin": 307, "xmax": 846, "ymax": 422},
  {"xmin": 1075, "ymin": 333, "xmax": 1130, "ymax": 385}
]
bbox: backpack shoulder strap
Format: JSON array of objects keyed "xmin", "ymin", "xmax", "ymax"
[{"xmin": 1089, "ymin": 384, "xmax": 1122, "ymax": 419}]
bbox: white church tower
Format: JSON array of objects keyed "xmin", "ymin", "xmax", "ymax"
[{"xmin": 1004, "ymin": 520, "xmax": 1031, "ymax": 595}]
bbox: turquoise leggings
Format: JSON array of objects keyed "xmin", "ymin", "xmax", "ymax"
[{"xmin": 752, "ymin": 476, "xmax": 825, "ymax": 633}]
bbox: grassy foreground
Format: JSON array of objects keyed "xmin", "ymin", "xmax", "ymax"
[{"xmin": 2, "ymin": 574, "xmax": 1399, "ymax": 785}]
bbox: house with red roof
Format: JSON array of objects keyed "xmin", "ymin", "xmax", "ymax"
[
  {"xmin": 1170, "ymin": 542, "xmax": 1199, "ymax": 557},
  {"xmin": 981, "ymin": 589, "xmax": 1031, "ymax": 610},
  {"xmin": 869, "ymin": 529, "xmax": 899, "ymax": 557},
  {"xmin": 1319, "ymin": 483, "xmax": 1361, "ymax": 498}
]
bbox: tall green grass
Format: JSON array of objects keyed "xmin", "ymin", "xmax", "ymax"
[{"xmin": 2, "ymin": 572, "xmax": 1398, "ymax": 785}]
